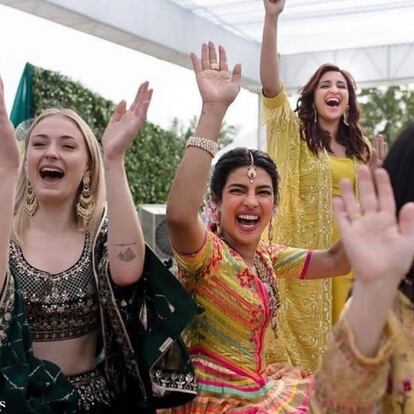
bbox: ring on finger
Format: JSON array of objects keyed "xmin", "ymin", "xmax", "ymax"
[
  {"xmin": 347, "ymin": 211, "xmax": 362, "ymax": 221},
  {"xmin": 210, "ymin": 62, "xmax": 220, "ymax": 71}
]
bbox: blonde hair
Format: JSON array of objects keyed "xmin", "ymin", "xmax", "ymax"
[{"xmin": 13, "ymin": 108, "xmax": 106, "ymax": 245}]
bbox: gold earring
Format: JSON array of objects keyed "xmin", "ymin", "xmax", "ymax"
[
  {"xmin": 343, "ymin": 107, "xmax": 350, "ymax": 126},
  {"xmin": 76, "ymin": 176, "xmax": 94, "ymax": 225},
  {"xmin": 267, "ymin": 216, "xmax": 274, "ymax": 254},
  {"xmin": 214, "ymin": 209, "xmax": 221, "ymax": 235},
  {"xmin": 24, "ymin": 181, "xmax": 39, "ymax": 216},
  {"xmin": 313, "ymin": 104, "xmax": 318, "ymax": 124}
]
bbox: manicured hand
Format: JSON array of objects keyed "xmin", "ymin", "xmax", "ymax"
[
  {"xmin": 334, "ymin": 165, "xmax": 414, "ymax": 287},
  {"xmin": 263, "ymin": 0, "xmax": 286, "ymax": 17},
  {"xmin": 0, "ymin": 77, "xmax": 20, "ymax": 170},
  {"xmin": 102, "ymin": 82, "xmax": 153, "ymax": 161},
  {"xmin": 191, "ymin": 42, "xmax": 241, "ymax": 110}
]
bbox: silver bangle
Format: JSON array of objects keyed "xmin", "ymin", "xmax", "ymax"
[{"xmin": 186, "ymin": 136, "xmax": 219, "ymax": 157}]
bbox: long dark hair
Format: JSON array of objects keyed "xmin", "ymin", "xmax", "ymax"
[
  {"xmin": 295, "ymin": 63, "xmax": 369, "ymax": 162},
  {"xmin": 382, "ymin": 122, "xmax": 414, "ymax": 303},
  {"xmin": 211, "ymin": 148, "xmax": 279, "ymax": 204}
]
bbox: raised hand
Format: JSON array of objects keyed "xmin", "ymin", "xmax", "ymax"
[
  {"xmin": 263, "ymin": 0, "xmax": 286, "ymax": 17},
  {"xmin": 0, "ymin": 77, "xmax": 20, "ymax": 170},
  {"xmin": 102, "ymin": 82, "xmax": 153, "ymax": 161},
  {"xmin": 333, "ymin": 165, "xmax": 414, "ymax": 288},
  {"xmin": 191, "ymin": 42, "xmax": 241, "ymax": 110},
  {"xmin": 368, "ymin": 133, "xmax": 388, "ymax": 169}
]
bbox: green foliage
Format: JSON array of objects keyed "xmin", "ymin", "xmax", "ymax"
[
  {"xmin": 31, "ymin": 66, "xmax": 185, "ymax": 204},
  {"xmin": 359, "ymin": 85, "xmax": 414, "ymax": 142},
  {"xmin": 169, "ymin": 115, "xmax": 239, "ymax": 150}
]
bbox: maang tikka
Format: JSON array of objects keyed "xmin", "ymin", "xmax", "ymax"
[{"xmin": 247, "ymin": 151, "xmax": 257, "ymax": 183}]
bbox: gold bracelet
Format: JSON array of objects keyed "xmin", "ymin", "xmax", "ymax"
[{"xmin": 186, "ymin": 136, "xmax": 219, "ymax": 157}]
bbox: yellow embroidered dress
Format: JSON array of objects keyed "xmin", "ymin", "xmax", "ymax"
[
  {"xmin": 171, "ymin": 231, "xmax": 313, "ymax": 413},
  {"xmin": 263, "ymin": 87, "xmax": 356, "ymax": 371},
  {"xmin": 310, "ymin": 292, "xmax": 414, "ymax": 413}
]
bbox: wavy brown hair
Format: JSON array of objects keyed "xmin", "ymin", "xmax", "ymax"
[{"xmin": 295, "ymin": 63, "xmax": 369, "ymax": 162}]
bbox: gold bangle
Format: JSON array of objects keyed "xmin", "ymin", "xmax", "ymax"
[{"xmin": 186, "ymin": 136, "xmax": 219, "ymax": 157}]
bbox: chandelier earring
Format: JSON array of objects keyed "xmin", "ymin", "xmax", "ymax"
[
  {"xmin": 76, "ymin": 176, "xmax": 95, "ymax": 226},
  {"xmin": 24, "ymin": 181, "xmax": 39, "ymax": 217}
]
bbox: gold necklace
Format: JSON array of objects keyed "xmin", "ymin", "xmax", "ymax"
[{"xmin": 254, "ymin": 255, "xmax": 280, "ymax": 333}]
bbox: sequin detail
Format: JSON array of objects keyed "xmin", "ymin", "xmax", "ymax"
[
  {"xmin": 67, "ymin": 365, "xmax": 112, "ymax": 411},
  {"xmin": 9, "ymin": 235, "xmax": 100, "ymax": 341}
]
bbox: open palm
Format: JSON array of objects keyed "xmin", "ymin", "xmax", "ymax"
[
  {"xmin": 102, "ymin": 82, "xmax": 153, "ymax": 160},
  {"xmin": 191, "ymin": 42, "xmax": 241, "ymax": 109},
  {"xmin": 334, "ymin": 166, "xmax": 414, "ymax": 287}
]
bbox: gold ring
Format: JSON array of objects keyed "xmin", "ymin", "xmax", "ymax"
[
  {"xmin": 347, "ymin": 212, "xmax": 361, "ymax": 220},
  {"xmin": 210, "ymin": 62, "xmax": 220, "ymax": 71}
]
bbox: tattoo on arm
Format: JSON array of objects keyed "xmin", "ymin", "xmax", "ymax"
[{"xmin": 117, "ymin": 247, "xmax": 137, "ymax": 262}]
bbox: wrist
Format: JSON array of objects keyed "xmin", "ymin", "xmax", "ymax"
[
  {"xmin": 264, "ymin": 13, "xmax": 279, "ymax": 25},
  {"xmin": 201, "ymin": 103, "xmax": 229, "ymax": 116},
  {"xmin": 352, "ymin": 279, "xmax": 399, "ymax": 306},
  {"xmin": 103, "ymin": 155, "xmax": 126, "ymax": 171}
]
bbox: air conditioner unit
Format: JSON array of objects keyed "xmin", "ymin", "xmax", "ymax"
[{"xmin": 138, "ymin": 204, "xmax": 172, "ymax": 262}]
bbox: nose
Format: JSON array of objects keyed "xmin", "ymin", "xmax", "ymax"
[
  {"xmin": 244, "ymin": 192, "xmax": 259, "ymax": 208},
  {"xmin": 330, "ymin": 84, "xmax": 339, "ymax": 94},
  {"xmin": 44, "ymin": 144, "xmax": 59, "ymax": 159}
]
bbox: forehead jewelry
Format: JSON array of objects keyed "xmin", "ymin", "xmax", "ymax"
[{"xmin": 247, "ymin": 151, "xmax": 257, "ymax": 183}]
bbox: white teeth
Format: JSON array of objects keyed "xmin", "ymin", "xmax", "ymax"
[
  {"xmin": 238, "ymin": 214, "xmax": 258, "ymax": 220},
  {"xmin": 40, "ymin": 167, "xmax": 63, "ymax": 173}
]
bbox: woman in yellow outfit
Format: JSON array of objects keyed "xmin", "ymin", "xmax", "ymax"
[{"xmin": 260, "ymin": 0, "xmax": 387, "ymax": 371}]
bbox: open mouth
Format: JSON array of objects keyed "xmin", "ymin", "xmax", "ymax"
[
  {"xmin": 326, "ymin": 98, "xmax": 340, "ymax": 107},
  {"xmin": 39, "ymin": 167, "xmax": 65, "ymax": 182},
  {"xmin": 237, "ymin": 214, "xmax": 259, "ymax": 227}
]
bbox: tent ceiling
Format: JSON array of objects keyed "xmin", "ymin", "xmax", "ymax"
[{"xmin": 170, "ymin": 0, "xmax": 414, "ymax": 54}]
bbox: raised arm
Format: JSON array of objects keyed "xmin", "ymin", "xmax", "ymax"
[
  {"xmin": 335, "ymin": 165, "xmax": 414, "ymax": 356},
  {"xmin": 101, "ymin": 82, "xmax": 153, "ymax": 285},
  {"xmin": 260, "ymin": 0, "xmax": 286, "ymax": 98},
  {"xmin": 167, "ymin": 42, "xmax": 241, "ymax": 254},
  {"xmin": 0, "ymin": 77, "xmax": 20, "ymax": 290}
]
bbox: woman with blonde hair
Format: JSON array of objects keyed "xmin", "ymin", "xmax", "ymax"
[{"xmin": 0, "ymin": 79, "xmax": 157, "ymax": 412}]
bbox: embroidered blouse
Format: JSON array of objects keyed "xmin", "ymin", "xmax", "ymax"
[
  {"xmin": 9, "ymin": 234, "xmax": 100, "ymax": 341},
  {"xmin": 171, "ymin": 231, "xmax": 314, "ymax": 413}
]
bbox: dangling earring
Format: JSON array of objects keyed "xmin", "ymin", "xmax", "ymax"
[
  {"xmin": 343, "ymin": 106, "xmax": 350, "ymax": 126},
  {"xmin": 214, "ymin": 208, "xmax": 221, "ymax": 235},
  {"xmin": 76, "ymin": 176, "xmax": 94, "ymax": 225},
  {"xmin": 312, "ymin": 104, "xmax": 318, "ymax": 124},
  {"xmin": 24, "ymin": 181, "xmax": 39, "ymax": 216},
  {"xmin": 267, "ymin": 216, "xmax": 274, "ymax": 254}
]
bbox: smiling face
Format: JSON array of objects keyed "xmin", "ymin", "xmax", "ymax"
[
  {"xmin": 25, "ymin": 114, "xmax": 90, "ymax": 206},
  {"xmin": 216, "ymin": 166, "xmax": 275, "ymax": 252},
  {"xmin": 314, "ymin": 70, "xmax": 349, "ymax": 124}
]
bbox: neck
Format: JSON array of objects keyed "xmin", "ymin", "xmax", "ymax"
[
  {"xmin": 318, "ymin": 118, "xmax": 340, "ymax": 142},
  {"xmin": 28, "ymin": 200, "xmax": 79, "ymax": 233},
  {"xmin": 220, "ymin": 233, "xmax": 258, "ymax": 268}
]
